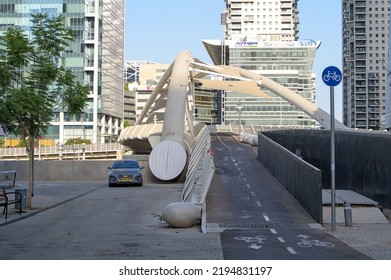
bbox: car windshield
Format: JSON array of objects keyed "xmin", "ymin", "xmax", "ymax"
[{"xmin": 112, "ymin": 161, "xmax": 139, "ymax": 169}]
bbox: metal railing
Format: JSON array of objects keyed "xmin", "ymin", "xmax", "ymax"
[
  {"xmin": 182, "ymin": 125, "xmax": 215, "ymax": 228},
  {"xmin": 0, "ymin": 143, "xmax": 120, "ymax": 160}
]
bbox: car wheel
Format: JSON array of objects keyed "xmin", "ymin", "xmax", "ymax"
[{"xmin": 109, "ymin": 183, "xmax": 114, "ymax": 187}]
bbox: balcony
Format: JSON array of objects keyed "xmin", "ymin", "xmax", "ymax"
[
  {"xmin": 356, "ymin": 74, "xmax": 366, "ymax": 80},
  {"xmin": 355, "ymin": 7, "xmax": 366, "ymax": 14},
  {"xmin": 355, "ymin": 28, "xmax": 366, "ymax": 34},
  {"xmin": 243, "ymin": 16, "xmax": 254, "ymax": 22},
  {"xmin": 281, "ymin": 16, "xmax": 292, "ymax": 23},
  {"xmin": 231, "ymin": 16, "xmax": 241, "ymax": 22},
  {"xmin": 355, "ymin": 15, "xmax": 366, "ymax": 21},
  {"xmin": 355, "ymin": 1, "xmax": 366, "ymax": 7},
  {"xmin": 356, "ymin": 94, "xmax": 367, "ymax": 100}
]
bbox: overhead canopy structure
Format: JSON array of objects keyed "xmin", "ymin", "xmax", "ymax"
[
  {"xmin": 195, "ymin": 79, "xmax": 270, "ymax": 98},
  {"xmin": 119, "ymin": 50, "xmax": 347, "ymax": 181}
]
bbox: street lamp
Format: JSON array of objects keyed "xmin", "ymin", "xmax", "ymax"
[{"xmin": 236, "ymin": 100, "xmax": 243, "ymax": 138}]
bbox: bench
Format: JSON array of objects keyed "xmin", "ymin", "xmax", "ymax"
[{"xmin": 0, "ymin": 187, "xmax": 22, "ymax": 219}]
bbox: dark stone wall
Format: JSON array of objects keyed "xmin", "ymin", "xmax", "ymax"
[{"xmin": 261, "ymin": 130, "xmax": 391, "ymax": 209}]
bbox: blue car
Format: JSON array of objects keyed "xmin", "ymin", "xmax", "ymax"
[{"xmin": 108, "ymin": 160, "xmax": 144, "ymax": 187}]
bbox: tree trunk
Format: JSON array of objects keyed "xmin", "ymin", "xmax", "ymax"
[{"xmin": 27, "ymin": 136, "xmax": 35, "ymax": 209}]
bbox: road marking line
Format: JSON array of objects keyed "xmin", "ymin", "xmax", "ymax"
[
  {"xmin": 270, "ymin": 229, "xmax": 277, "ymax": 234},
  {"xmin": 262, "ymin": 213, "xmax": 270, "ymax": 222},
  {"xmin": 286, "ymin": 247, "xmax": 297, "ymax": 255},
  {"xmin": 217, "ymin": 136, "xmax": 231, "ymax": 149},
  {"xmin": 246, "ymin": 184, "xmax": 251, "ymax": 189},
  {"xmin": 243, "ymin": 178, "xmax": 247, "ymax": 182},
  {"xmin": 277, "ymin": 237, "xmax": 285, "ymax": 243},
  {"xmin": 240, "ymin": 172, "xmax": 244, "ymax": 176},
  {"xmin": 251, "ymin": 192, "xmax": 256, "ymax": 197},
  {"xmin": 256, "ymin": 201, "xmax": 262, "ymax": 207}
]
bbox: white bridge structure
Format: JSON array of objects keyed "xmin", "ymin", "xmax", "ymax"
[{"xmin": 118, "ymin": 50, "xmax": 346, "ymax": 183}]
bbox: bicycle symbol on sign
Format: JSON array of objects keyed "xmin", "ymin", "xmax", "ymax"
[
  {"xmin": 323, "ymin": 71, "xmax": 341, "ymax": 82},
  {"xmin": 297, "ymin": 235, "xmax": 335, "ymax": 248}
]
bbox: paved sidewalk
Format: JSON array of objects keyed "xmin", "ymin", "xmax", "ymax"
[
  {"xmin": 0, "ymin": 181, "xmax": 223, "ymax": 260},
  {"xmin": 323, "ymin": 208, "xmax": 391, "ymax": 260},
  {"xmin": 322, "ymin": 190, "xmax": 391, "ymax": 260}
]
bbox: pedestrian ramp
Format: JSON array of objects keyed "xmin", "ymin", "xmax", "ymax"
[{"xmin": 322, "ymin": 189, "xmax": 389, "ymax": 224}]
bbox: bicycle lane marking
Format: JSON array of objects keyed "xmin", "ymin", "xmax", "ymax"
[
  {"xmin": 230, "ymin": 229, "xmax": 300, "ymax": 256},
  {"xmin": 234, "ymin": 235, "xmax": 268, "ymax": 250},
  {"xmin": 297, "ymin": 234, "xmax": 335, "ymax": 248},
  {"xmin": 221, "ymin": 227, "xmax": 372, "ymax": 259}
]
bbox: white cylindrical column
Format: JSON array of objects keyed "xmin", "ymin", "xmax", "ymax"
[{"xmin": 149, "ymin": 51, "xmax": 191, "ymax": 180}]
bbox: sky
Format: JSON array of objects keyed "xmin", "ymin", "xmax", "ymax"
[{"xmin": 125, "ymin": 0, "xmax": 343, "ymax": 121}]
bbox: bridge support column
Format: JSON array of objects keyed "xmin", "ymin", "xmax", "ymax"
[{"xmin": 149, "ymin": 51, "xmax": 191, "ymax": 181}]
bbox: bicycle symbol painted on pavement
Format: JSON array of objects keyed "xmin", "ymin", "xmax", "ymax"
[
  {"xmin": 235, "ymin": 235, "xmax": 268, "ymax": 250},
  {"xmin": 323, "ymin": 71, "xmax": 341, "ymax": 82},
  {"xmin": 297, "ymin": 235, "xmax": 335, "ymax": 248}
]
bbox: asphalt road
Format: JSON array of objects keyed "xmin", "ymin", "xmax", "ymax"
[{"xmin": 206, "ymin": 133, "xmax": 370, "ymax": 260}]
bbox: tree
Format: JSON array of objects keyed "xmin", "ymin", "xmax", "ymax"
[{"xmin": 0, "ymin": 13, "xmax": 88, "ymax": 208}]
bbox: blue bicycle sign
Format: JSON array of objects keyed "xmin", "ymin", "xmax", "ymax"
[{"xmin": 322, "ymin": 66, "xmax": 342, "ymax": 87}]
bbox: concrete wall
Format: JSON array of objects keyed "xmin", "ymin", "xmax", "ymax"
[
  {"xmin": 258, "ymin": 133, "xmax": 323, "ymax": 223},
  {"xmin": 1, "ymin": 155, "xmax": 156, "ymax": 182},
  {"xmin": 262, "ymin": 129, "xmax": 391, "ymax": 209}
]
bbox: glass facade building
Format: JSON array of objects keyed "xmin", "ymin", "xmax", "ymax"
[
  {"xmin": 227, "ymin": 41, "xmax": 317, "ymax": 127},
  {"xmin": 0, "ymin": 0, "xmax": 124, "ymax": 144},
  {"xmin": 204, "ymin": 40, "xmax": 318, "ymax": 127}
]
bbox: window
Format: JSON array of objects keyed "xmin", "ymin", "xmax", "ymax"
[{"xmin": 0, "ymin": 4, "xmax": 15, "ymax": 13}]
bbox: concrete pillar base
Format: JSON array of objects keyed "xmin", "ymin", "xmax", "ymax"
[{"xmin": 162, "ymin": 202, "xmax": 201, "ymax": 228}]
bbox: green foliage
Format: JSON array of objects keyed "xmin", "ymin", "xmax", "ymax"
[
  {"xmin": 0, "ymin": 13, "xmax": 88, "ymax": 143},
  {"xmin": 151, "ymin": 213, "xmax": 166, "ymax": 223},
  {"xmin": 0, "ymin": 138, "xmax": 4, "ymax": 148},
  {"xmin": 123, "ymin": 120, "xmax": 132, "ymax": 128},
  {"xmin": 64, "ymin": 137, "xmax": 92, "ymax": 145},
  {"xmin": 30, "ymin": 13, "xmax": 76, "ymax": 57}
]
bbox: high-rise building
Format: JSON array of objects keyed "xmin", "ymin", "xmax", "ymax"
[
  {"xmin": 126, "ymin": 62, "xmax": 170, "ymax": 124},
  {"xmin": 224, "ymin": 0, "xmax": 299, "ymax": 42},
  {"xmin": 204, "ymin": 39, "xmax": 318, "ymax": 127},
  {"xmin": 124, "ymin": 61, "xmax": 221, "ymax": 125},
  {"xmin": 343, "ymin": 0, "xmax": 390, "ymax": 130},
  {"xmin": 203, "ymin": 0, "xmax": 318, "ymax": 128},
  {"xmin": 0, "ymin": 0, "xmax": 124, "ymax": 144},
  {"xmin": 385, "ymin": 3, "xmax": 391, "ymax": 130}
]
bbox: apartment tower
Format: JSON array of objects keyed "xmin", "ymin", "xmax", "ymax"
[
  {"xmin": 343, "ymin": 0, "xmax": 390, "ymax": 129},
  {"xmin": 224, "ymin": 0, "xmax": 299, "ymax": 42}
]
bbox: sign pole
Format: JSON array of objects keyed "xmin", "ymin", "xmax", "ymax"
[
  {"xmin": 330, "ymin": 86, "xmax": 336, "ymax": 231},
  {"xmin": 322, "ymin": 65, "xmax": 342, "ymax": 232}
]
